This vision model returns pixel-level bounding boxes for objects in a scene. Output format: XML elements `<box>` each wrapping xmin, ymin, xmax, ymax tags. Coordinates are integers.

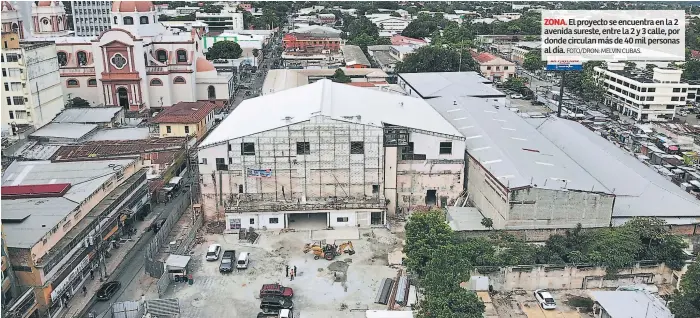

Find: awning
<box><xmin>103</xmin><ymin>225</ymin><xmax>119</xmax><ymax>241</ymax></box>
<box><xmin>165</xmin><ymin>255</ymin><xmax>191</xmax><ymax>269</ymax></box>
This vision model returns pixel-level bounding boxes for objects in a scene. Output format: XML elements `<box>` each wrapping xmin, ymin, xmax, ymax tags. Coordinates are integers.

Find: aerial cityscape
<box><xmin>1</xmin><ymin>1</ymin><xmax>699</xmax><ymax>318</ymax></box>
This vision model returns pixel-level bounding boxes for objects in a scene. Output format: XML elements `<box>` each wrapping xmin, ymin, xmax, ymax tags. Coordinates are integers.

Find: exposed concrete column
<box><xmin>383</xmin><ymin>147</ymin><xmax>398</xmax><ymax>216</ymax></box>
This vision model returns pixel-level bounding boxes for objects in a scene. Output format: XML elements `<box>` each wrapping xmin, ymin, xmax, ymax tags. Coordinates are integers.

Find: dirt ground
<box><xmin>164</xmin><ymin>228</ymin><xmax>405</xmax><ymax>318</ymax></box>
<box><xmin>492</xmin><ymin>289</ymin><xmax>596</xmax><ymax>318</ymax></box>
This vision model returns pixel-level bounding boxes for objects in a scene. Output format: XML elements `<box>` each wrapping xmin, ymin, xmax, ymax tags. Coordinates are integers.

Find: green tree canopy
<box><xmin>395</xmin><ymin>46</ymin><xmax>477</xmax><ymax>73</ymax></box>
<box><xmin>206</xmin><ymin>41</ymin><xmax>242</xmax><ymax>60</ymax></box>
<box><xmin>404</xmin><ymin>211</ymin><xmax>454</xmax><ymax>275</ymax></box>
<box><xmin>331</xmin><ymin>69</ymin><xmax>351</xmax><ymax>83</ymax></box>
<box><xmin>401</xmin><ymin>13</ymin><xmax>447</xmax><ymax>39</ymax></box>
<box><xmin>200</xmin><ymin>4</ymin><xmax>222</xmax><ymax>13</ymax></box>
<box><xmin>670</xmin><ymin>262</ymin><xmax>700</xmax><ymax>318</ymax></box>
<box><xmin>522</xmin><ymin>49</ymin><xmax>545</xmax><ymax>73</ymax></box>
<box><xmin>66</xmin><ymin>97</ymin><xmax>91</xmax><ymax>108</ymax></box>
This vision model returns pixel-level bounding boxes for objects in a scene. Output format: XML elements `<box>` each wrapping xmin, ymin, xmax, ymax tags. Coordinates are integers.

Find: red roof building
<box><xmin>152</xmin><ymin>101</ymin><xmax>218</xmax><ymax>138</ymax></box>
<box><xmin>283</xmin><ymin>33</ymin><xmax>341</xmax><ymax>53</ymax></box>
<box><xmin>390</xmin><ymin>35</ymin><xmax>426</xmax><ymax>46</ymax></box>
<box><xmin>470</xmin><ymin>51</ymin><xmax>516</xmax><ymax>82</ymax></box>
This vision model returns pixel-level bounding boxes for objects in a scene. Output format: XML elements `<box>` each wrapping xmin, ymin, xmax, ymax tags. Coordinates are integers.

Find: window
<box><xmin>648</xmin><ymin>88</ymin><xmax>656</xmax><ymax>92</ymax></box>
<box><xmin>238</xmin><ymin>185</ymin><xmax>243</xmax><ymax>193</ymax></box>
<box><xmin>227</xmin><ymin>143</ymin><xmax>232</xmax><ymax>151</ymax></box>
<box><xmin>646</xmin><ymin>96</ymin><xmax>654</xmax><ymax>101</ymax></box>
<box><xmin>123</xmin><ymin>16</ymin><xmax>133</xmax><ymax>25</ymax></box>
<box><xmin>496</xmin><ymin>66</ymin><xmax>500</xmax><ymax>70</ymax></box>
<box><xmin>504</xmin><ymin>66</ymin><xmax>509</xmax><ymax>70</ymax></box>
<box><xmin>296</xmin><ymin>142</ymin><xmax>310</xmax><ymax>155</ymax></box>
<box><xmin>184</xmin><ymin>126</ymin><xmax>190</xmax><ymax>134</ymax></box>
<box><xmin>372</xmin><ymin>184</ymin><xmax>379</xmax><ymax>194</ymax></box>
<box><xmin>173</xmin><ymin>76</ymin><xmax>186</xmax><ymax>84</ymax></box>
<box><xmin>77</xmin><ymin>51</ymin><xmax>88</xmax><ymax>66</ymax></box>
<box><xmin>350</xmin><ymin>141</ymin><xmax>364</xmax><ymax>154</ymax></box>
<box><xmin>673</xmin><ymin>88</ymin><xmax>681</xmax><ymax>93</ymax></box>
<box><xmin>215</xmin><ymin>158</ymin><xmax>227</xmax><ymax>170</ymax></box>
<box><xmin>166</xmin><ymin>126</ymin><xmax>172</xmax><ymax>133</ymax></box>
<box><xmin>241</xmin><ymin>142</ymin><xmax>255</xmax><ymax>155</ymax></box>
<box><xmin>666</xmin><ymin>105</ymin><xmax>675</xmax><ymax>109</ymax></box>
<box><xmin>336</xmin><ymin>217</ymin><xmax>349</xmax><ymax>222</ymax></box>
<box><xmin>176</xmin><ymin>49</ymin><xmax>187</xmax><ymax>63</ymax></box>
<box><xmin>439</xmin><ymin>142</ymin><xmax>453</xmax><ymax>155</ymax></box>
<box><xmin>150</xmin><ymin>78</ymin><xmax>163</xmax><ymax>86</ymax></box>
<box><xmin>12</xmin><ymin>96</ymin><xmax>24</xmax><ymax>105</ymax></box>
<box><xmin>228</xmin><ymin>157</ymin><xmax>232</xmax><ymax>164</ymax></box>
<box><xmin>156</xmin><ymin>50</ymin><xmax>167</xmax><ymax>63</ymax></box>
<box><xmin>681</xmin><ymin>97</ymin><xmax>686</xmax><ymax>101</ymax></box>
<box><xmin>682</xmin><ymin>88</ymin><xmax>687</xmax><ymax>92</ymax></box>
<box><xmin>269</xmin><ymin>218</ymin><xmax>279</xmax><ymax>224</ymax></box>
<box><xmin>110</xmin><ymin>53</ymin><xmax>127</xmax><ymax>69</ymax></box>
<box><xmin>3</xmin><ymin>83</ymin><xmax>8</xmax><ymax>91</ymax></box>
<box><xmin>57</xmin><ymin>52</ymin><xmax>67</xmax><ymax>66</ymax></box>
<box><xmin>671</xmin><ymin>97</ymin><xmax>680</xmax><ymax>101</ymax></box>
<box><xmin>6</xmin><ymin>97</ymin><xmax>10</xmax><ymax>105</ymax></box>
<box><xmin>8</xmin><ymin>111</ymin><xmax>14</xmax><ymax>119</ymax></box>
<box><xmin>201</xmin><ymin>158</ymin><xmax>207</xmax><ymax>164</ymax></box>
<box><xmin>67</xmin><ymin>79</ymin><xmax>79</xmax><ymax>87</ymax></box>
<box><xmin>1</xmin><ymin>69</ymin><xmax>5</xmax><ymax>76</ymax></box>
<box><xmin>113</xmin><ymin>16</ymin><xmax>118</xmax><ymax>24</ymax></box>
<box><xmin>140</xmin><ymin>16</ymin><xmax>149</xmax><ymax>24</ymax></box>
<box><xmin>486</xmin><ymin>66</ymin><xmax>492</xmax><ymax>70</ymax></box>
<box><xmin>208</xmin><ymin>85</ymin><xmax>216</xmax><ymax>100</ymax></box>
<box><xmin>87</xmin><ymin>78</ymin><xmax>97</xmax><ymax>86</ymax></box>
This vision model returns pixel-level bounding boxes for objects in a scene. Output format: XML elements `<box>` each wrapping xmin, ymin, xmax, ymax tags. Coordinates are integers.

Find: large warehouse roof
<box><xmin>399</xmin><ymin>72</ymin><xmax>505</xmax><ymax>98</ymax></box>
<box><xmin>526</xmin><ymin>116</ymin><xmax>700</xmax><ymax>219</ymax></box>
<box><xmin>428</xmin><ymin>96</ymin><xmax>608</xmax><ymax>193</ymax></box>
<box><xmin>200</xmin><ymin>79</ymin><xmax>463</xmax><ymax>148</ymax></box>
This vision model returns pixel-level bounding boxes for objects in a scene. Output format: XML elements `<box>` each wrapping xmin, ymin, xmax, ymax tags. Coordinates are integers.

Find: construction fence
<box><xmin>144</xmin><ymin>191</ymin><xmax>192</xmax><ymax>278</ymax></box>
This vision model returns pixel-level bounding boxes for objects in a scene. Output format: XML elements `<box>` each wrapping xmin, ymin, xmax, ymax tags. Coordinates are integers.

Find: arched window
<box><xmin>11</xmin><ymin>23</ymin><xmax>18</xmax><ymax>32</ymax></box>
<box><xmin>41</xmin><ymin>18</ymin><xmax>49</xmax><ymax>25</ymax></box>
<box><xmin>173</xmin><ymin>77</ymin><xmax>186</xmax><ymax>84</ymax></box>
<box><xmin>156</xmin><ymin>50</ymin><xmax>167</xmax><ymax>63</ymax></box>
<box><xmin>57</xmin><ymin>52</ymin><xmax>67</xmax><ymax>66</ymax></box>
<box><xmin>150</xmin><ymin>79</ymin><xmax>163</xmax><ymax>86</ymax></box>
<box><xmin>207</xmin><ymin>85</ymin><xmax>216</xmax><ymax>100</ymax></box>
<box><xmin>67</xmin><ymin>79</ymin><xmax>79</xmax><ymax>87</ymax></box>
<box><xmin>77</xmin><ymin>51</ymin><xmax>88</xmax><ymax>66</ymax></box>
<box><xmin>123</xmin><ymin>16</ymin><xmax>133</xmax><ymax>25</ymax></box>
<box><xmin>87</xmin><ymin>78</ymin><xmax>97</xmax><ymax>86</ymax></box>
<box><xmin>113</xmin><ymin>16</ymin><xmax>118</xmax><ymax>24</ymax></box>
<box><xmin>176</xmin><ymin>49</ymin><xmax>187</xmax><ymax>63</ymax></box>
<box><xmin>140</xmin><ymin>16</ymin><xmax>149</xmax><ymax>24</ymax></box>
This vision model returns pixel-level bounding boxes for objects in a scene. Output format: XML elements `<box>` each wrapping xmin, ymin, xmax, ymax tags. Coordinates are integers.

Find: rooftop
<box><xmin>262</xmin><ymin>68</ymin><xmax>389</xmax><ymax>95</ymax></box>
<box><xmin>428</xmin><ymin>96</ymin><xmax>608</xmax><ymax>192</ymax></box>
<box><xmin>30</xmin><ymin>123</ymin><xmax>98</xmax><ymax>141</ymax></box>
<box><xmin>152</xmin><ymin>101</ymin><xmax>218</xmax><ymax>124</ymax></box>
<box><xmin>293</xmin><ymin>25</ymin><xmax>342</xmax><ymax>36</ymax></box>
<box><xmin>1</xmin><ymin>159</ymin><xmax>136</xmax><ymax>248</ymax></box>
<box><xmin>590</xmin><ymin>291</ymin><xmax>673</xmax><ymax>318</ymax></box>
<box><xmin>525</xmin><ymin>116</ymin><xmax>700</xmax><ymax>219</ymax></box>
<box><xmin>341</xmin><ymin>45</ymin><xmax>371</xmax><ymax>66</ymax></box>
<box><xmin>52</xmin><ymin>107</ymin><xmax>123</xmax><ymax>124</ymax></box>
<box><xmin>200</xmin><ymin>79</ymin><xmax>463</xmax><ymax>148</ymax></box>
<box><xmin>399</xmin><ymin>72</ymin><xmax>505</xmax><ymax>98</ymax></box>
<box><xmin>51</xmin><ymin>138</ymin><xmax>185</xmax><ymax>161</ymax></box>
<box><xmin>372</xmin><ymin>51</ymin><xmax>399</xmax><ymax>66</ymax></box>
<box><xmin>87</xmin><ymin>127</ymin><xmax>150</xmax><ymax>141</ymax></box>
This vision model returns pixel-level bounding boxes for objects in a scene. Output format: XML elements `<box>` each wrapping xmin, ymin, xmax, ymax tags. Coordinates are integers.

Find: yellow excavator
<box><xmin>336</xmin><ymin>241</ymin><xmax>356</xmax><ymax>255</ymax></box>
<box><xmin>303</xmin><ymin>240</ymin><xmax>336</xmax><ymax>260</ymax></box>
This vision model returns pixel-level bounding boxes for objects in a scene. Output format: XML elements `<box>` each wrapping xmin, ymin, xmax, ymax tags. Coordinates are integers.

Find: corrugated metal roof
<box><xmin>52</xmin><ymin>107</ymin><xmax>122</xmax><ymax>124</ymax></box>
<box><xmin>30</xmin><ymin>123</ymin><xmax>97</xmax><ymax>140</ymax></box>
<box><xmin>399</xmin><ymin>72</ymin><xmax>505</xmax><ymax>98</ymax></box>
<box><xmin>152</xmin><ymin>101</ymin><xmax>217</xmax><ymax>124</ymax></box>
<box><xmin>341</xmin><ymin>45</ymin><xmax>371</xmax><ymax>66</ymax></box>
<box><xmin>201</xmin><ymin>79</ymin><xmax>462</xmax><ymax>148</ymax></box>
<box><xmin>590</xmin><ymin>291</ymin><xmax>673</xmax><ymax>318</ymax></box>
<box><xmin>1</xmin><ymin>183</ymin><xmax>71</xmax><ymax>199</ymax></box>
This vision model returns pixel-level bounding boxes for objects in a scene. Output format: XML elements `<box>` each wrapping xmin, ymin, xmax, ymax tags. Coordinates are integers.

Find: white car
<box><xmin>534</xmin><ymin>289</ymin><xmax>557</xmax><ymax>310</ymax></box>
<box><xmin>206</xmin><ymin>244</ymin><xmax>222</xmax><ymax>261</ymax></box>
<box><xmin>510</xmin><ymin>94</ymin><xmax>524</xmax><ymax>99</ymax></box>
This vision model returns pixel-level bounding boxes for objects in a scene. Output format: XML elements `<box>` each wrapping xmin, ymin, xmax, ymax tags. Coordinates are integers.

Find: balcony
<box><xmin>59</xmin><ymin>67</ymin><xmax>95</xmax><ymax>75</ymax></box>
<box><xmin>5</xmin><ymin>287</ymin><xmax>38</xmax><ymax>318</ymax></box>
<box><xmin>146</xmin><ymin>64</ymin><xmax>192</xmax><ymax>73</ymax></box>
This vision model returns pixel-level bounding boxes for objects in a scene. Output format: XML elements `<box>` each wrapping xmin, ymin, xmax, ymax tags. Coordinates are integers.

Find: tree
<box><xmin>624</xmin><ymin>61</ymin><xmax>637</xmax><ymax>71</ymax></box>
<box><xmin>331</xmin><ymin>69</ymin><xmax>351</xmax><ymax>83</ymax></box>
<box><xmin>480</xmin><ymin>217</ymin><xmax>493</xmax><ymax>230</ymax></box>
<box><xmin>390</xmin><ymin>11</ymin><xmax>401</xmax><ymax>17</ymax></box>
<box><xmin>522</xmin><ymin>50</ymin><xmax>545</xmax><ymax>73</ymax></box>
<box><xmin>395</xmin><ymin>46</ymin><xmax>477</xmax><ymax>73</ymax></box>
<box><xmin>584</xmin><ymin>227</ymin><xmax>642</xmax><ymax>275</ymax></box>
<box><xmin>645</xmin><ymin>64</ymin><xmax>657</xmax><ymax>72</ymax></box>
<box><xmin>403</xmin><ymin>211</ymin><xmax>454</xmax><ymax>276</ymax></box>
<box><xmin>682</xmin><ymin>60</ymin><xmax>700</xmax><ymax>81</ymax></box>
<box><xmin>205</xmin><ymin>41</ymin><xmax>242</xmax><ymax>60</ymax></box>
<box><xmin>200</xmin><ymin>4</ymin><xmax>222</xmax><ymax>13</ymax></box>
<box><xmin>670</xmin><ymin>262</ymin><xmax>700</xmax><ymax>318</ymax></box>
<box><xmin>252</xmin><ymin>49</ymin><xmax>260</xmax><ymax>58</ymax></box>
<box><xmin>66</xmin><ymin>97</ymin><xmax>91</xmax><ymax>108</ymax></box>
<box><xmin>401</xmin><ymin>13</ymin><xmax>446</xmax><ymax>39</ymax></box>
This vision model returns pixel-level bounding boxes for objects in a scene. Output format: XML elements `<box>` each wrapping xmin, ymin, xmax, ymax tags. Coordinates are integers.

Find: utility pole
<box><xmin>557</xmin><ymin>71</ymin><xmax>566</xmax><ymax>118</ymax></box>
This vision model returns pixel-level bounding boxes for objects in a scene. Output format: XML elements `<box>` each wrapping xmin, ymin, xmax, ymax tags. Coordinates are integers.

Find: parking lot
<box><xmin>492</xmin><ymin>289</ymin><xmax>594</xmax><ymax>318</ymax></box>
<box><xmin>165</xmin><ymin>228</ymin><xmax>404</xmax><ymax>318</ymax></box>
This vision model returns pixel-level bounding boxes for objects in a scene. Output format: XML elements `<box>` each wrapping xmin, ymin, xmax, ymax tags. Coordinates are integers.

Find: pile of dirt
<box><xmin>204</xmin><ymin>221</ymin><xmax>226</xmax><ymax>234</ymax></box>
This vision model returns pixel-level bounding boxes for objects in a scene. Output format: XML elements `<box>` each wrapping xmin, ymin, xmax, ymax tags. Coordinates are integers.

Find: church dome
<box><xmin>111</xmin><ymin>1</ymin><xmax>155</xmax><ymax>13</ymax></box>
<box><xmin>196</xmin><ymin>57</ymin><xmax>216</xmax><ymax>73</ymax></box>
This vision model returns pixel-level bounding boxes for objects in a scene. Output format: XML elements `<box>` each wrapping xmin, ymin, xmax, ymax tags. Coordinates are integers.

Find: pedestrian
<box><xmin>82</xmin><ymin>286</ymin><xmax>87</xmax><ymax>296</ymax></box>
<box><xmin>285</xmin><ymin>265</ymin><xmax>289</xmax><ymax>277</ymax></box>
<box><xmin>290</xmin><ymin>269</ymin><xmax>295</xmax><ymax>281</ymax></box>
<box><xmin>294</xmin><ymin>266</ymin><xmax>297</xmax><ymax>277</ymax></box>
<box><xmin>90</xmin><ymin>269</ymin><xmax>94</xmax><ymax>280</ymax></box>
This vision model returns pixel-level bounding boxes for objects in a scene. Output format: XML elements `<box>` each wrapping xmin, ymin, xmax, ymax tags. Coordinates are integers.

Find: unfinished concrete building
<box><xmin>197</xmin><ymin>79</ymin><xmax>465</xmax><ymax>231</ymax></box>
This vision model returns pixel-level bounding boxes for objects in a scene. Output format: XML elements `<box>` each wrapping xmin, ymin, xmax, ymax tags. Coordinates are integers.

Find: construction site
<box><xmin>165</xmin><ymin>227</ymin><xmax>412</xmax><ymax>318</ymax></box>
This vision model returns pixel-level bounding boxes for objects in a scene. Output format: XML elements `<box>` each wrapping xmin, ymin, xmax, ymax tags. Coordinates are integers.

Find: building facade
<box><xmin>152</xmin><ymin>101</ymin><xmax>217</xmax><ymax>139</ymax></box>
<box><xmin>594</xmin><ymin>63</ymin><xmax>689</xmax><ymax>122</ymax></box>
<box><xmin>30</xmin><ymin>1</ymin><xmax>71</xmax><ymax>38</ymax></box>
<box><xmin>197</xmin><ymin>80</ymin><xmax>466</xmax><ymax>231</ymax></box>
<box><xmin>195</xmin><ymin>9</ymin><xmax>244</xmax><ymax>33</ymax></box>
<box><xmin>70</xmin><ymin>0</ymin><xmax>112</xmax><ymax>37</ymax></box>
<box><xmin>283</xmin><ymin>33</ymin><xmax>341</xmax><ymax>53</ymax></box>
<box><xmin>1</xmin><ymin>34</ymin><xmax>64</xmax><ymax>140</ymax></box>
<box><xmin>2</xmin><ymin>225</ymin><xmax>40</xmax><ymax>318</ymax></box>
<box><xmin>471</xmin><ymin>51</ymin><xmax>516</xmax><ymax>82</ymax></box>
<box><xmin>1</xmin><ymin>1</ymin><xmax>25</xmax><ymax>38</ymax></box>
<box><xmin>1</xmin><ymin>159</ymin><xmax>148</xmax><ymax>316</ymax></box>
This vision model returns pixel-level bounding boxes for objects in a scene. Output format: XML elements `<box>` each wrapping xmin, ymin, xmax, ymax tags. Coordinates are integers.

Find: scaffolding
<box><xmin>205</xmin><ymin>118</ymin><xmax>387</xmax><ymax>213</ymax></box>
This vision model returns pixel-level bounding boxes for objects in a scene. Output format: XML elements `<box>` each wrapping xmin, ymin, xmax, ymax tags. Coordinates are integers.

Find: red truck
<box><xmin>260</xmin><ymin>284</ymin><xmax>294</xmax><ymax>298</ymax></box>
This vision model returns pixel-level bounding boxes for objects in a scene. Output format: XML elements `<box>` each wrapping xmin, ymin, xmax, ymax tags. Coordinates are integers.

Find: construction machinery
<box><xmin>335</xmin><ymin>241</ymin><xmax>355</xmax><ymax>255</ymax></box>
<box><xmin>303</xmin><ymin>240</ymin><xmax>335</xmax><ymax>260</ymax></box>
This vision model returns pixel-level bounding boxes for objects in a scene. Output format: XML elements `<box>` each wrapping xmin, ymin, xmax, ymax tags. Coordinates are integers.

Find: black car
<box><xmin>96</xmin><ymin>281</ymin><xmax>121</xmax><ymax>301</ymax></box>
<box><xmin>260</xmin><ymin>296</ymin><xmax>293</xmax><ymax>310</ymax></box>
<box><xmin>219</xmin><ymin>250</ymin><xmax>235</xmax><ymax>273</ymax></box>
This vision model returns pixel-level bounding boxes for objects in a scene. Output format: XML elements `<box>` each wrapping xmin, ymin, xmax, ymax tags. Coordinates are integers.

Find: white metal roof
<box><xmin>342</xmin><ymin>45</ymin><xmax>371</xmax><ymax>66</ymax></box>
<box><xmin>428</xmin><ymin>96</ymin><xmax>608</xmax><ymax>192</ymax></box>
<box><xmin>200</xmin><ymin>80</ymin><xmax>462</xmax><ymax>148</ymax></box>
<box><xmin>590</xmin><ymin>291</ymin><xmax>673</xmax><ymax>318</ymax></box>
<box><xmin>30</xmin><ymin>123</ymin><xmax>98</xmax><ymax>140</ymax></box>
<box><xmin>52</xmin><ymin>107</ymin><xmax>122</xmax><ymax>124</ymax></box>
<box><xmin>399</xmin><ymin>72</ymin><xmax>505</xmax><ymax>98</ymax></box>
<box><xmin>526</xmin><ymin>117</ymin><xmax>700</xmax><ymax>219</ymax></box>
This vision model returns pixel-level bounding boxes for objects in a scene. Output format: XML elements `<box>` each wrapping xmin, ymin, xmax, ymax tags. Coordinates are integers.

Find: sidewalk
<box><xmin>61</xmin><ymin>210</ymin><xmax>160</xmax><ymax>318</ymax></box>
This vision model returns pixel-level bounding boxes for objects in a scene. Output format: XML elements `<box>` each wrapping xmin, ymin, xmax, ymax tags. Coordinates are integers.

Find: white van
<box><xmin>236</xmin><ymin>252</ymin><xmax>249</xmax><ymax>269</ymax></box>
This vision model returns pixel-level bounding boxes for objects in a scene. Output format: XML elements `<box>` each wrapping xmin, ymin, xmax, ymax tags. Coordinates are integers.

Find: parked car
<box><xmin>510</xmin><ymin>93</ymin><xmax>523</xmax><ymax>99</ymax></box>
<box><xmin>206</xmin><ymin>244</ymin><xmax>222</xmax><ymax>261</ymax></box>
<box><xmin>96</xmin><ymin>281</ymin><xmax>122</xmax><ymax>301</ymax></box>
<box><xmin>260</xmin><ymin>296</ymin><xmax>294</xmax><ymax>310</ymax></box>
<box><xmin>257</xmin><ymin>309</ymin><xmax>293</xmax><ymax>318</ymax></box>
<box><xmin>219</xmin><ymin>250</ymin><xmax>235</xmax><ymax>273</ymax></box>
<box><xmin>534</xmin><ymin>289</ymin><xmax>557</xmax><ymax>310</ymax></box>
<box><xmin>260</xmin><ymin>283</ymin><xmax>294</xmax><ymax>298</ymax></box>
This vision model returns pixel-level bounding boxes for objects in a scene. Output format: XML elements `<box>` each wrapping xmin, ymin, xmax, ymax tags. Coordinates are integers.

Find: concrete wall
<box><xmin>225</xmin><ymin>212</ymin><xmax>286</xmax><ymax>231</ymax></box>
<box><xmin>466</xmin><ymin>155</ymin><xmax>510</xmax><ymax>229</ymax></box>
<box><xmin>478</xmin><ymin>263</ymin><xmax>675</xmax><ymax>291</ymax></box>
<box><xmin>329</xmin><ymin>211</ymin><xmax>357</xmax><ymax>227</ymax></box>
<box><xmin>508</xmin><ymin>188</ymin><xmax>613</xmax><ymax>229</ymax></box>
